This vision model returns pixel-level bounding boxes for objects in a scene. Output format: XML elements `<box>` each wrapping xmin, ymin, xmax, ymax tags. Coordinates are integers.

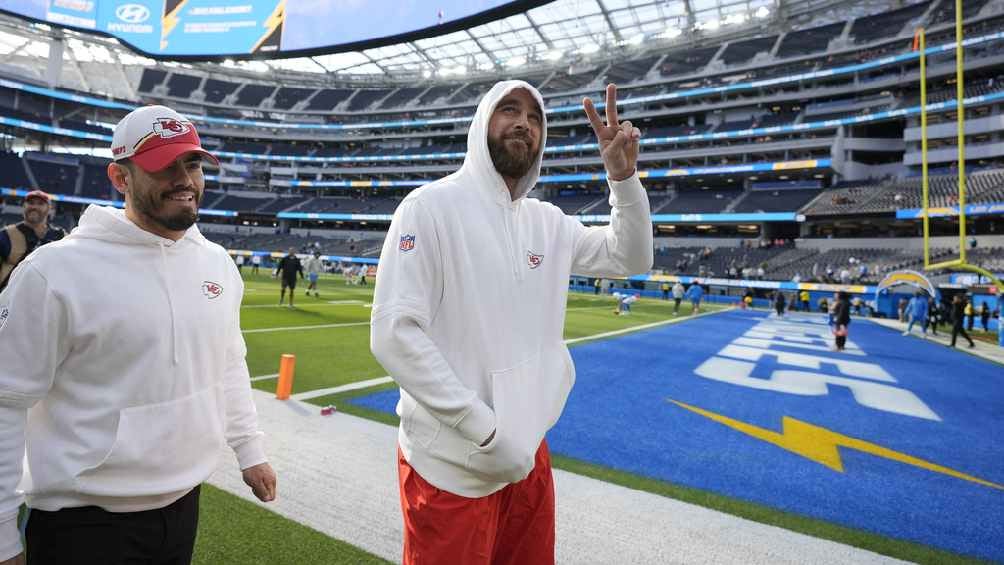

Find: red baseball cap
<box><xmin>24</xmin><ymin>190</ymin><xmax>51</xmax><ymax>203</ymax></box>
<box><xmin>111</xmin><ymin>105</ymin><xmax>219</xmax><ymax>173</ymax></box>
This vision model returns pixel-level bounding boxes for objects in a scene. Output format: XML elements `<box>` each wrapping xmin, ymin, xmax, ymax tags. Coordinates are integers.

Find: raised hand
<box><xmin>583</xmin><ymin>83</ymin><xmax>641</xmax><ymax>182</ymax></box>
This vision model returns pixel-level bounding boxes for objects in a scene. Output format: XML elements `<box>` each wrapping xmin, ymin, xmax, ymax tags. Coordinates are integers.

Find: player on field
<box><xmin>685</xmin><ymin>282</ymin><xmax>704</xmax><ymax>314</ymax></box>
<box><xmin>303</xmin><ymin>250</ymin><xmax>324</xmax><ymax>298</ymax></box>
<box><xmin>276</xmin><ymin>248</ymin><xmax>304</xmax><ymax>308</ymax></box>
<box><xmin>371</xmin><ymin>81</ymin><xmax>651</xmax><ymax>564</ymax></box>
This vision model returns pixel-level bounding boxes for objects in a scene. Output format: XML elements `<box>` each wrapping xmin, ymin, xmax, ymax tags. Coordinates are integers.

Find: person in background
<box><xmin>832</xmin><ymin>291</ymin><xmax>851</xmax><ymax>352</ymax></box>
<box><xmin>950</xmin><ymin>295</ymin><xmax>976</xmax><ymax>349</ymax></box>
<box><xmin>979</xmin><ymin>302</ymin><xmax>991</xmax><ymax>332</ymax></box>
<box><xmin>234</xmin><ymin>253</ymin><xmax>245</xmax><ymax>273</ymax></box>
<box><xmin>0</xmin><ymin>191</ymin><xmax>66</xmax><ymax>291</ymax></box>
<box><xmin>773</xmin><ymin>291</ymin><xmax>786</xmax><ymax>318</ymax></box>
<box><xmin>303</xmin><ymin>250</ymin><xmax>324</xmax><ymax>298</ymax></box>
<box><xmin>925</xmin><ymin>296</ymin><xmax>941</xmax><ymax>336</ymax></box>
<box><xmin>903</xmin><ymin>290</ymin><xmax>928</xmax><ymax>337</ymax></box>
<box><xmin>276</xmin><ymin>248</ymin><xmax>304</xmax><ymax>308</ymax></box>
<box><xmin>672</xmin><ymin>281</ymin><xmax>685</xmax><ymax>314</ymax></box>
<box><xmin>661</xmin><ymin>281</ymin><xmax>670</xmax><ymax>300</ymax></box>
<box><xmin>799</xmin><ymin>289</ymin><xmax>810</xmax><ymax>312</ymax></box>
<box><xmin>965</xmin><ymin>299</ymin><xmax>975</xmax><ymax>332</ymax></box>
<box><xmin>685</xmin><ymin>282</ymin><xmax>704</xmax><ymax>315</ymax></box>
<box><xmin>251</xmin><ymin>253</ymin><xmax>261</xmax><ymax>274</ymax></box>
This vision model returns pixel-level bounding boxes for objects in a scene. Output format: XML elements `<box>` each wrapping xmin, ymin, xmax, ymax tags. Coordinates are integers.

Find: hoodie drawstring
<box><xmin>159</xmin><ymin>242</ymin><xmax>180</xmax><ymax>365</ymax></box>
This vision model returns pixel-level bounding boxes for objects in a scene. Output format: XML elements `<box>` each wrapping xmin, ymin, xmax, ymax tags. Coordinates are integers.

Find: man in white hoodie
<box><xmin>0</xmin><ymin>105</ymin><xmax>275</xmax><ymax>565</ymax></box>
<box><xmin>371</xmin><ymin>81</ymin><xmax>652</xmax><ymax>564</ymax></box>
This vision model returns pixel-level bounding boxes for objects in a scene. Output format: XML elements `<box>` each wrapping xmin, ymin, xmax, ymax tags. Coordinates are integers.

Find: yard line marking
<box><xmin>242</xmin><ymin>321</ymin><xmax>370</xmax><ymax>334</ymax></box>
<box><xmin>250</xmin><ymin>373</ymin><xmax>279</xmax><ymax>382</ymax></box>
<box><xmin>242</xmin><ymin>301</ymin><xmax>370</xmax><ymax>309</ymax></box>
<box><xmin>564</xmin><ymin>308</ymin><xmax>729</xmax><ymax>345</ymax></box>
<box><xmin>290</xmin><ymin>376</ymin><xmax>395</xmax><ymax>401</ymax></box>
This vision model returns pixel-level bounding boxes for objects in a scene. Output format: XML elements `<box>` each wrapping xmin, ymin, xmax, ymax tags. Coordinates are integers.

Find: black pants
<box><xmin>673</xmin><ymin>298</ymin><xmax>681</xmax><ymax>312</ymax></box>
<box><xmin>951</xmin><ymin>323</ymin><xmax>974</xmax><ymax>347</ymax></box>
<box><xmin>26</xmin><ymin>486</ymin><xmax>200</xmax><ymax>565</ymax></box>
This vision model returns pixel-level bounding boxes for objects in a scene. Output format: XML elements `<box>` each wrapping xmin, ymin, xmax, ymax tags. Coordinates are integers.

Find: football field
<box><xmin>193</xmin><ymin>272</ymin><xmax>1001</xmax><ymax>564</ymax></box>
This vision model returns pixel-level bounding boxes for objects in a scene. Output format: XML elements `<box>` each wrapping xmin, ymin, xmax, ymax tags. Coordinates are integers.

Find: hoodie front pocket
<box><xmin>403</xmin><ymin>396</ymin><xmax>441</xmax><ymax>449</ymax></box>
<box><xmin>466</xmin><ymin>347</ymin><xmax>572</xmax><ymax>482</ymax></box>
<box><xmin>74</xmin><ymin>385</ymin><xmax>226</xmax><ymax>497</ymax></box>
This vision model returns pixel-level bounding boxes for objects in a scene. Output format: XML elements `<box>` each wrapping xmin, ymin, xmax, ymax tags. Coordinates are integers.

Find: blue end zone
<box><xmin>350</xmin><ymin>310</ymin><xmax>1004</xmax><ymax>560</ymax></box>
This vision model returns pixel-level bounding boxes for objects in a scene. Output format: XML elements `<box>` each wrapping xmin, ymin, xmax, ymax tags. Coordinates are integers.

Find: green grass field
<box><xmin>193</xmin><ymin>272</ymin><xmax>981</xmax><ymax>565</ymax></box>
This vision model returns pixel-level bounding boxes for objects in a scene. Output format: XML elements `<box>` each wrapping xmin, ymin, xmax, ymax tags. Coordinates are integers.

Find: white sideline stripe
<box><xmin>279</xmin><ymin>310</ymin><xmax>728</xmax><ymax>398</ymax></box>
<box><xmin>250</xmin><ymin>373</ymin><xmax>279</xmax><ymax>382</ymax></box>
<box><xmin>564</xmin><ymin>307</ymin><xmax>728</xmax><ymax>344</ymax></box>
<box><xmin>242</xmin><ymin>301</ymin><xmax>369</xmax><ymax>309</ymax></box>
<box><xmin>290</xmin><ymin>376</ymin><xmax>395</xmax><ymax>401</ymax></box>
<box><xmin>242</xmin><ymin>321</ymin><xmax>370</xmax><ymax>334</ymax></box>
<box><xmin>207</xmin><ymin>389</ymin><xmax>907</xmax><ymax>564</ymax></box>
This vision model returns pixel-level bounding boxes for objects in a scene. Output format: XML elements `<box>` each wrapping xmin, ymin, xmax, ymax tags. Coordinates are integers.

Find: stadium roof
<box><xmin>0</xmin><ymin>0</ymin><xmax>902</xmax><ymax>83</ymax></box>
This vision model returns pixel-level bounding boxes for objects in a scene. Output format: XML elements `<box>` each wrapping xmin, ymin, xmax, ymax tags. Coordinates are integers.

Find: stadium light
<box><xmin>755</xmin><ymin>6</ymin><xmax>771</xmax><ymax>19</ymax></box>
<box><xmin>542</xmin><ymin>49</ymin><xmax>564</xmax><ymax>61</ymax></box>
<box><xmin>697</xmin><ymin>19</ymin><xmax>720</xmax><ymax>31</ymax></box>
<box><xmin>723</xmin><ymin>13</ymin><xmax>748</xmax><ymax>26</ymax></box>
<box><xmin>505</xmin><ymin>55</ymin><xmax>527</xmax><ymax>68</ymax></box>
<box><xmin>659</xmin><ymin>27</ymin><xmax>682</xmax><ymax>39</ymax></box>
<box><xmin>422</xmin><ymin>69</ymin><xmax>432</xmax><ymax>78</ymax></box>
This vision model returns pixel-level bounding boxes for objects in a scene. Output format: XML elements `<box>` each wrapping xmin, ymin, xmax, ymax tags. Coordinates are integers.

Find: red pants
<box><xmin>398</xmin><ymin>440</ymin><xmax>555</xmax><ymax>565</ymax></box>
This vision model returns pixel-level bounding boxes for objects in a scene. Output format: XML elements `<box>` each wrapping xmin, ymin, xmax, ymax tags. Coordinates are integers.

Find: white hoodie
<box><xmin>0</xmin><ymin>205</ymin><xmax>266</xmax><ymax>561</ymax></box>
<box><xmin>370</xmin><ymin>80</ymin><xmax>653</xmax><ymax>497</ymax></box>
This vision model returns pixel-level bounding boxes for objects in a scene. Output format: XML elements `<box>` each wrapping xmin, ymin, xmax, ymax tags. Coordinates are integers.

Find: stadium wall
<box><xmin>796</xmin><ymin>235</ymin><xmax>1004</xmax><ymax>251</ymax></box>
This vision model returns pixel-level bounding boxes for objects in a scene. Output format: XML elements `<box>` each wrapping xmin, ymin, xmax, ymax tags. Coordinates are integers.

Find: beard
<box><xmin>132</xmin><ymin>187</ymin><xmax>201</xmax><ymax>232</ymax></box>
<box><xmin>488</xmin><ymin>133</ymin><xmax>537</xmax><ymax>179</ymax></box>
<box><xmin>23</xmin><ymin>209</ymin><xmax>46</xmax><ymax>225</ymax></box>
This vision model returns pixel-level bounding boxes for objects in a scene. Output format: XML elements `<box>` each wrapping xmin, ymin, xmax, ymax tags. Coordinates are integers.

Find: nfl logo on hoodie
<box><xmin>399</xmin><ymin>234</ymin><xmax>416</xmax><ymax>253</ymax></box>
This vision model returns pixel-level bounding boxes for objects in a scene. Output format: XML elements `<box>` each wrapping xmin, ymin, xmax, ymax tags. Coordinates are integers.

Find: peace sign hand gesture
<box><xmin>583</xmin><ymin>83</ymin><xmax>641</xmax><ymax>182</ymax></box>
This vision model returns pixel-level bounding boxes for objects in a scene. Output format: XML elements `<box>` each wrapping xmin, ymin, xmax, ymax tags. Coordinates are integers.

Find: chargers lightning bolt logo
<box><xmin>670</xmin><ymin>399</ymin><xmax>1003</xmax><ymax>491</ymax></box>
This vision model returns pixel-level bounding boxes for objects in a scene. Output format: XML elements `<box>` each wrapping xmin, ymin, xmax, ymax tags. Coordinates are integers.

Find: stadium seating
<box><xmin>720</xmin><ymin>36</ymin><xmax>778</xmax><ymax>66</ymax></box>
<box><xmin>662</xmin><ymin>189</ymin><xmax>743</xmax><ymax>214</ymax></box>
<box><xmin>803</xmin><ymin>170</ymin><xmax>1004</xmax><ymax>216</ymax></box>
<box><xmin>235</xmin><ymin>84</ymin><xmax>276</xmax><ymax>107</ymax></box>
<box><xmin>24</xmin><ymin>156</ymin><xmax>78</xmax><ymax>195</ymax></box>
<box><xmin>732</xmin><ymin>189</ymin><xmax>822</xmax><ymax>213</ymax></box>
<box><xmin>659</xmin><ymin>46</ymin><xmax>719</xmax><ymax>77</ymax></box>
<box><xmin>273</xmin><ymin>87</ymin><xmax>315</xmax><ymax>110</ymax></box>
<box><xmin>604</xmin><ymin>55</ymin><xmax>661</xmax><ymax>84</ymax></box>
<box><xmin>166</xmin><ymin>74</ymin><xmax>201</xmax><ymax>98</ymax></box>
<box><xmin>776</xmin><ymin>22</ymin><xmax>845</xmax><ymax>58</ymax></box>
<box><xmin>850</xmin><ymin>2</ymin><xmax>931</xmax><ymax>44</ymax></box>
<box><xmin>137</xmin><ymin>69</ymin><xmax>167</xmax><ymax>93</ymax></box>
<box><xmin>202</xmin><ymin>78</ymin><xmax>241</xmax><ymax>104</ymax></box>
<box><xmin>347</xmin><ymin>89</ymin><xmax>393</xmax><ymax>111</ymax></box>
<box><xmin>307</xmin><ymin>89</ymin><xmax>355</xmax><ymax>111</ymax></box>
<box><xmin>378</xmin><ymin>87</ymin><xmax>425</xmax><ymax>109</ymax></box>
<box><xmin>0</xmin><ymin>152</ymin><xmax>31</xmax><ymax>189</ymax></box>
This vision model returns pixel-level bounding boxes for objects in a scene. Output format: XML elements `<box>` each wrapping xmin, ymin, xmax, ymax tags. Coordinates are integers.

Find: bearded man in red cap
<box><xmin>0</xmin><ymin>105</ymin><xmax>276</xmax><ymax>565</ymax></box>
<box><xmin>0</xmin><ymin>190</ymin><xmax>65</xmax><ymax>291</ymax></box>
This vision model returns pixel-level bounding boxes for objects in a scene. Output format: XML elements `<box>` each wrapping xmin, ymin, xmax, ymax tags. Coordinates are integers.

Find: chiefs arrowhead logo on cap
<box><xmin>152</xmin><ymin>117</ymin><xmax>192</xmax><ymax>139</ymax></box>
<box><xmin>527</xmin><ymin>251</ymin><xmax>544</xmax><ymax>269</ymax></box>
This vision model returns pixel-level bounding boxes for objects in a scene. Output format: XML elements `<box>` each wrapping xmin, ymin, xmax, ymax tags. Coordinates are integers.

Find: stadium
<box><xmin>0</xmin><ymin>0</ymin><xmax>1002</xmax><ymax>563</ymax></box>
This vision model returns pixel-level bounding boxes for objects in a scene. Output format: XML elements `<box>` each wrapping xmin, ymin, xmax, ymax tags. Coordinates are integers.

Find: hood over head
<box><xmin>460</xmin><ymin>80</ymin><xmax>548</xmax><ymax>203</ymax></box>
